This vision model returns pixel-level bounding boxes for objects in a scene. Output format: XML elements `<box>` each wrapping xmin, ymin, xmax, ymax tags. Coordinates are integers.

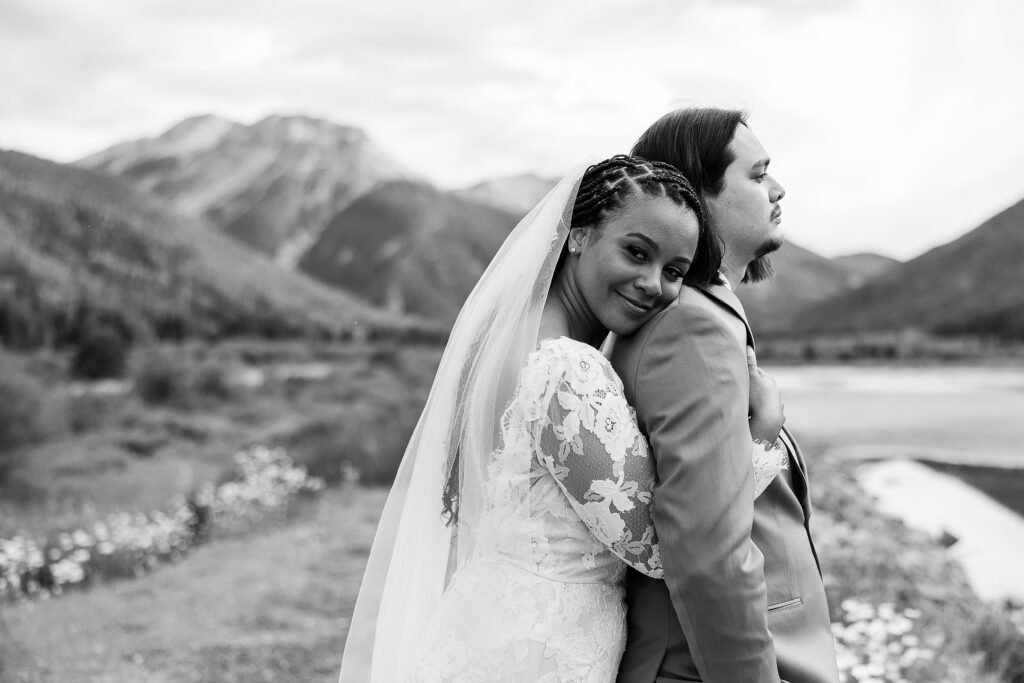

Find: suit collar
<box><xmin>696</xmin><ymin>284</ymin><xmax>755</xmax><ymax>350</ymax></box>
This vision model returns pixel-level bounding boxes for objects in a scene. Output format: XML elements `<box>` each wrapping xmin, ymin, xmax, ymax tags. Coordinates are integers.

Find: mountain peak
<box><xmin>251</xmin><ymin>115</ymin><xmax>367</xmax><ymax>146</ymax></box>
<box><xmin>76</xmin><ymin>112</ymin><xmax>416</xmax><ymax>267</ymax></box>
<box><xmin>161</xmin><ymin>114</ymin><xmax>239</xmax><ymax>152</ymax></box>
<box><xmin>452</xmin><ymin>174</ymin><xmax>559</xmax><ymax>215</ymax></box>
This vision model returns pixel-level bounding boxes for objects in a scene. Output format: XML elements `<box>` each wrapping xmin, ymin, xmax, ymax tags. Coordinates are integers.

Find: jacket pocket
<box><xmin>767</xmin><ymin>596</ymin><xmax>803</xmax><ymax>613</ymax></box>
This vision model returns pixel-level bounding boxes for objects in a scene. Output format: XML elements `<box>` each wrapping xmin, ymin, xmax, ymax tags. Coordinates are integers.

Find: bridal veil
<box><xmin>338</xmin><ymin>161</ymin><xmax>592</xmax><ymax>682</ymax></box>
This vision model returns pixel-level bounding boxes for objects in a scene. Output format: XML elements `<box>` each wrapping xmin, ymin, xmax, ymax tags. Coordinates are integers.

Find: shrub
<box><xmin>280</xmin><ymin>400</ymin><xmax>418</xmax><ymax>486</ymax></box>
<box><xmin>0</xmin><ymin>297</ymin><xmax>49</xmax><ymax>350</ymax></box>
<box><xmin>132</xmin><ymin>348</ymin><xmax>191</xmax><ymax>407</ymax></box>
<box><xmin>70</xmin><ymin>324</ymin><xmax>129</xmax><ymax>379</ymax></box>
<box><xmin>193</xmin><ymin>360</ymin><xmax>237</xmax><ymax>401</ymax></box>
<box><xmin>967</xmin><ymin>610</ymin><xmax>1024</xmax><ymax>683</ymax></box>
<box><xmin>0</xmin><ymin>360</ymin><xmax>50</xmax><ymax>478</ymax></box>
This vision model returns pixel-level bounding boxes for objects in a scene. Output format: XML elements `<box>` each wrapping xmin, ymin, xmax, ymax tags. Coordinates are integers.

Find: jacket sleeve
<box><xmin>630</xmin><ymin>300</ymin><xmax>781</xmax><ymax>682</ymax></box>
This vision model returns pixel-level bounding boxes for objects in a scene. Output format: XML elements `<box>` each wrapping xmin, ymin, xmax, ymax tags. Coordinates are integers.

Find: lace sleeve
<box><xmin>532</xmin><ymin>343</ymin><xmax>663</xmax><ymax>578</ymax></box>
<box><xmin>752</xmin><ymin>438</ymin><xmax>789</xmax><ymax>497</ymax></box>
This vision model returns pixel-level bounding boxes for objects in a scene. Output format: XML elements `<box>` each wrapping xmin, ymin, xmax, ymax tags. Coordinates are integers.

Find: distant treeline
<box><xmin>757</xmin><ymin>329</ymin><xmax>1024</xmax><ymax>364</ymax></box>
<box><xmin>0</xmin><ymin>249</ymin><xmax>446</xmax><ymax>380</ymax></box>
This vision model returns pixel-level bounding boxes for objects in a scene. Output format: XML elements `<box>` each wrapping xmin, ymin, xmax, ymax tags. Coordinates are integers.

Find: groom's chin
<box><xmin>743</xmin><ymin>239</ymin><xmax>784</xmax><ymax>283</ymax></box>
<box><xmin>742</xmin><ymin>256</ymin><xmax>771</xmax><ymax>283</ymax></box>
<box><xmin>757</xmin><ymin>235</ymin><xmax>784</xmax><ymax>259</ymax></box>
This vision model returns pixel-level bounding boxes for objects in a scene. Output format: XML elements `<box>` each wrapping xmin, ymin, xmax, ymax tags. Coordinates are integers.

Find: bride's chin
<box><xmin>606</xmin><ymin>315</ymin><xmax>649</xmax><ymax>337</ymax></box>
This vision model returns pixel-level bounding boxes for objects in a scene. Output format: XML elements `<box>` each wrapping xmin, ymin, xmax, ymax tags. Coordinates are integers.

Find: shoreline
<box><xmin>830</xmin><ymin>444</ymin><xmax>1024</xmax><ymax>469</ymax></box>
<box><xmin>857</xmin><ymin>458</ymin><xmax>1024</xmax><ymax>603</ymax></box>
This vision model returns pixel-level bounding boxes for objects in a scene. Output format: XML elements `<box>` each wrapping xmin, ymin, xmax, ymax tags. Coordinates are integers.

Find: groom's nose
<box><xmin>769</xmin><ymin>175</ymin><xmax>786</xmax><ymax>202</ymax></box>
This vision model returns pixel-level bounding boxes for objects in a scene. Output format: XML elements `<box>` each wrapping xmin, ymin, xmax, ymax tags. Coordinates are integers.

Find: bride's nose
<box><xmin>634</xmin><ymin>268</ymin><xmax>662</xmax><ymax>298</ymax></box>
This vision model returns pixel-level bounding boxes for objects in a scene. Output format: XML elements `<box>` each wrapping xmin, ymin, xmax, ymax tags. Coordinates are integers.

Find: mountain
<box><xmin>0</xmin><ymin>149</ymin><xmax>423</xmax><ymax>349</ymax></box>
<box><xmin>794</xmin><ymin>197</ymin><xmax>1024</xmax><ymax>339</ymax></box>
<box><xmin>735</xmin><ymin>241</ymin><xmax>855</xmax><ymax>333</ymax></box>
<box><xmin>831</xmin><ymin>252</ymin><xmax>900</xmax><ymax>289</ymax></box>
<box><xmin>75</xmin><ymin>115</ymin><xmax>414</xmax><ymax>266</ymax></box>
<box><xmin>299</xmin><ymin>181</ymin><xmax>519</xmax><ymax>322</ymax></box>
<box><xmin>451</xmin><ymin>174</ymin><xmax>559</xmax><ymax>215</ymax></box>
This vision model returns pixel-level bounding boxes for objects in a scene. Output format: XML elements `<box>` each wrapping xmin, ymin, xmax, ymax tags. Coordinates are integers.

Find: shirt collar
<box><xmin>717</xmin><ymin>271</ymin><xmax>733</xmax><ymax>291</ymax></box>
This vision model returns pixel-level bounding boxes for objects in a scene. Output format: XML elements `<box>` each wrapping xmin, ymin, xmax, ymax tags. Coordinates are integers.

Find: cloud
<box><xmin>1</xmin><ymin>0</ymin><xmax>1022</xmax><ymax>258</ymax></box>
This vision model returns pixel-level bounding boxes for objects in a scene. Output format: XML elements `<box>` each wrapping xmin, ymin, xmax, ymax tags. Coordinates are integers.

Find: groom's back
<box><xmin>610</xmin><ymin>287</ymin><xmax>839</xmax><ymax>683</ymax></box>
<box><xmin>610</xmin><ymin>291</ymin><xmax>735</xmax><ymax>682</ymax></box>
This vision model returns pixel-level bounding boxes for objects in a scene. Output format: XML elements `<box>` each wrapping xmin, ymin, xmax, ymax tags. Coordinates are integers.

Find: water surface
<box><xmin>770</xmin><ymin>365</ymin><xmax>1024</xmax><ymax>466</ymax></box>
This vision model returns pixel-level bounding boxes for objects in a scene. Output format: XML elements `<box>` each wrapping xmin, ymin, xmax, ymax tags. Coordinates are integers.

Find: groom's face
<box><xmin>704</xmin><ymin>124</ymin><xmax>786</xmax><ymax>264</ymax></box>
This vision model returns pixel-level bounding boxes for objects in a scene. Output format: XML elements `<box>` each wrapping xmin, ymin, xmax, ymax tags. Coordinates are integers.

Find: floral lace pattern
<box><xmin>752</xmin><ymin>438</ymin><xmax>789</xmax><ymax>497</ymax></box>
<box><xmin>529</xmin><ymin>339</ymin><xmax>663</xmax><ymax>579</ymax></box>
<box><xmin>407</xmin><ymin>337</ymin><xmax>787</xmax><ymax>682</ymax></box>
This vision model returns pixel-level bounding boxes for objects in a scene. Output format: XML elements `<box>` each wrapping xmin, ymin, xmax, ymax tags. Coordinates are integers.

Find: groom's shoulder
<box><xmin>612</xmin><ymin>287</ymin><xmax>730</xmax><ymax>358</ymax></box>
<box><xmin>648</xmin><ymin>286</ymin><xmax>729</xmax><ymax>334</ymax></box>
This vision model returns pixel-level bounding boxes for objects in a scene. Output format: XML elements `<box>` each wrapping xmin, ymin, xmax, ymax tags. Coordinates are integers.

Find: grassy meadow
<box><xmin>2</xmin><ymin>341</ymin><xmax>1023</xmax><ymax>682</ymax></box>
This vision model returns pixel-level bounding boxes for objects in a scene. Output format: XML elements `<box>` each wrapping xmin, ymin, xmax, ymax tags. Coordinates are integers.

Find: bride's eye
<box><xmin>626</xmin><ymin>245</ymin><xmax>648</xmax><ymax>262</ymax></box>
<box><xmin>664</xmin><ymin>266</ymin><xmax>686</xmax><ymax>282</ymax></box>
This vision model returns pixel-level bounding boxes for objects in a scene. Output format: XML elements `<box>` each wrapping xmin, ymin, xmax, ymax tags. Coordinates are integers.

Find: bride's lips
<box><xmin>617</xmin><ymin>292</ymin><xmax>654</xmax><ymax>316</ymax></box>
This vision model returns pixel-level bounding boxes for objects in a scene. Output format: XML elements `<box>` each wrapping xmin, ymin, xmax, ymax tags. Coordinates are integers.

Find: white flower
<box><xmin>589</xmin><ymin>478</ymin><xmax>638</xmax><ymax>513</ymax></box>
<box><xmin>581</xmin><ymin>551</ymin><xmax>597</xmax><ymax>569</ymax></box>
<box><xmin>579</xmin><ymin>501</ymin><xmax>627</xmax><ymax>542</ymax></box>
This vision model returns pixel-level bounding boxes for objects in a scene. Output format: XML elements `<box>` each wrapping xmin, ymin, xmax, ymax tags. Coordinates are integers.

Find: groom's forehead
<box><xmin>729</xmin><ymin>125</ymin><xmax>770</xmax><ymax>168</ymax></box>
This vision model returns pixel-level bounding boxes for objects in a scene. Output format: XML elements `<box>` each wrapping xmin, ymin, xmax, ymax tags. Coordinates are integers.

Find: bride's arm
<box><xmin>532</xmin><ymin>347</ymin><xmax>788</xmax><ymax>579</ymax></box>
<box><xmin>533</xmin><ymin>350</ymin><xmax>664</xmax><ymax>578</ymax></box>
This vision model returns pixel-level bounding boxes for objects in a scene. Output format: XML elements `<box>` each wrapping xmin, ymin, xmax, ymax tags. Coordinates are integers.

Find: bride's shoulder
<box><xmin>533</xmin><ymin>336</ymin><xmax>606</xmax><ymax>364</ymax></box>
<box><xmin>528</xmin><ymin>337</ymin><xmax>616</xmax><ymax>385</ymax></box>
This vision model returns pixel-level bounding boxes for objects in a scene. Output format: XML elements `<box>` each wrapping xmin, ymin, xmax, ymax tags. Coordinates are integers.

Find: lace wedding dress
<box><xmin>407</xmin><ymin>336</ymin><xmax>787</xmax><ymax>682</ymax></box>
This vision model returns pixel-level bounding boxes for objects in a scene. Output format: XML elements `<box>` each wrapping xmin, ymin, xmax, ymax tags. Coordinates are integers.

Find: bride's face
<box><xmin>569</xmin><ymin>193</ymin><xmax>700</xmax><ymax>335</ymax></box>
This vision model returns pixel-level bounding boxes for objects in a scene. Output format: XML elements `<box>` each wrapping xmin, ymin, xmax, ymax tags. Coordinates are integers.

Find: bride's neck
<box><xmin>541</xmin><ymin>272</ymin><xmax>605</xmax><ymax>347</ymax></box>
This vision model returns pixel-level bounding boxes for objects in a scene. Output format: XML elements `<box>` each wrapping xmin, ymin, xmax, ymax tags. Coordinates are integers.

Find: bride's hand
<box><xmin>746</xmin><ymin>347</ymin><xmax>785</xmax><ymax>443</ymax></box>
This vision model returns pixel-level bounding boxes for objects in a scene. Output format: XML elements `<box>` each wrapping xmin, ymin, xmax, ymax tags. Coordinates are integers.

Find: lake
<box><xmin>770</xmin><ymin>364</ymin><xmax>1024</xmax><ymax>515</ymax></box>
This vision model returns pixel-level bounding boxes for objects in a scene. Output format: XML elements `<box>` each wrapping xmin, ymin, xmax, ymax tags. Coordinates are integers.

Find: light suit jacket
<box><xmin>610</xmin><ymin>284</ymin><xmax>839</xmax><ymax>683</ymax></box>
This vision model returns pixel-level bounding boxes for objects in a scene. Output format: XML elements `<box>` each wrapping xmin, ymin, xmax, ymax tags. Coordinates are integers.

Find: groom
<box><xmin>611</xmin><ymin>108</ymin><xmax>839</xmax><ymax>682</ymax></box>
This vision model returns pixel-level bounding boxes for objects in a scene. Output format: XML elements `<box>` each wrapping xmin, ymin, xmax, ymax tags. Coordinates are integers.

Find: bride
<box><xmin>338</xmin><ymin>155</ymin><xmax>787</xmax><ymax>682</ymax></box>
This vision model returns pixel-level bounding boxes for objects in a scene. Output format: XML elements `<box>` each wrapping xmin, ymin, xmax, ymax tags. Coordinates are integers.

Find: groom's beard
<box><xmin>742</xmin><ymin>237</ymin><xmax>784</xmax><ymax>283</ymax></box>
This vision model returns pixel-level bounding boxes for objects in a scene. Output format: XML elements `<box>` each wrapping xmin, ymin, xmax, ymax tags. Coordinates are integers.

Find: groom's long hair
<box><xmin>632</xmin><ymin>107</ymin><xmax>774</xmax><ymax>283</ymax></box>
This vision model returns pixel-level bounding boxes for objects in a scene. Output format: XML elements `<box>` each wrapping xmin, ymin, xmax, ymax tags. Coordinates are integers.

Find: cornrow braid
<box><xmin>569</xmin><ymin>155</ymin><xmax>721</xmax><ymax>286</ymax></box>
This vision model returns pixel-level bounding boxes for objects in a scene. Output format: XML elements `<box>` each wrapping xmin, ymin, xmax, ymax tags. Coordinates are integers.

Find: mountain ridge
<box><xmin>793</xmin><ymin>196</ymin><xmax>1024</xmax><ymax>339</ymax></box>
<box><xmin>0</xmin><ymin>148</ymin><xmax>425</xmax><ymax>349</ymax></box>
<box><xmin>75</xmin><ymin>115</ymin><xmax>415</xmax><ymax>267</ymax></box>
<box><xmin>299</xmin><ymin>180</ymin><xmax>520</xmax><ymax>322</ymax></box>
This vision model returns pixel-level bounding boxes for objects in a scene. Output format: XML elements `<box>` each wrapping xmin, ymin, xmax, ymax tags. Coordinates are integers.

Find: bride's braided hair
<box><xmin>570</xmin><ymin>155</ymin><xmax>721</xmax><ymax>286</ymax></box>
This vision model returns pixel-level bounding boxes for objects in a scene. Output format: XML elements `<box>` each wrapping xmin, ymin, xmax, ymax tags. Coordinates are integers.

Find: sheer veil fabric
<box><xmin>338</xmin><ymin>161</ymin><xmax>593</xmax><ymax>682</ymax></box>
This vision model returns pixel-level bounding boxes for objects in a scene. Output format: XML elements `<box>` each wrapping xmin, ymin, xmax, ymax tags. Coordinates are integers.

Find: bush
<box><xmin>0</xmin><ymin>360</ymin><xmax>51</xmax><ymax>478</ymax></box>
<box><xmin>132</xmin><ymin>348</ymin><xmax>192</xmax><ymax>407</ymax></box>
<box><xmin>967</xmin><ymin>610</ymin><xmax>1024</xmax><ymax>683</ymax></box>
<box><xmin>70</xmin><ymin>324</ymin><xmax>129</xmax><ymax>379</ymax></box>
<box><xmin>193</xmin><ymin>361</ymin><xmax>237</xmax><ymax>401</ymax></box>
<box><xmin>280</xmin><ymin>400</ymin><xmax>418</xmax><ymax>486</ymax></box>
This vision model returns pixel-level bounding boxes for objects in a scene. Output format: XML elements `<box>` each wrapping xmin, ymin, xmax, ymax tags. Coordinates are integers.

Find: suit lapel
<box><xmin>699</xmin><ymin>284</ymin><xmax>747</xmax><ymax>324</ymax></box>
<box><xmin>695</xmin><ymin>284</ymin><xmax>811</xmax><ymax>507</ymax></box>
<box><xmin>697</xmin><ymin>284</ymin><xmax>755</xmax><ymax>349</ymax></box>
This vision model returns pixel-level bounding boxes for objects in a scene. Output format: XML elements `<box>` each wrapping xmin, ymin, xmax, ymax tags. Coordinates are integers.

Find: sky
<box><xmin>2</xmin><ymin>0</ymin><xmax>1023</xmax><ymax>260</ymax></box>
